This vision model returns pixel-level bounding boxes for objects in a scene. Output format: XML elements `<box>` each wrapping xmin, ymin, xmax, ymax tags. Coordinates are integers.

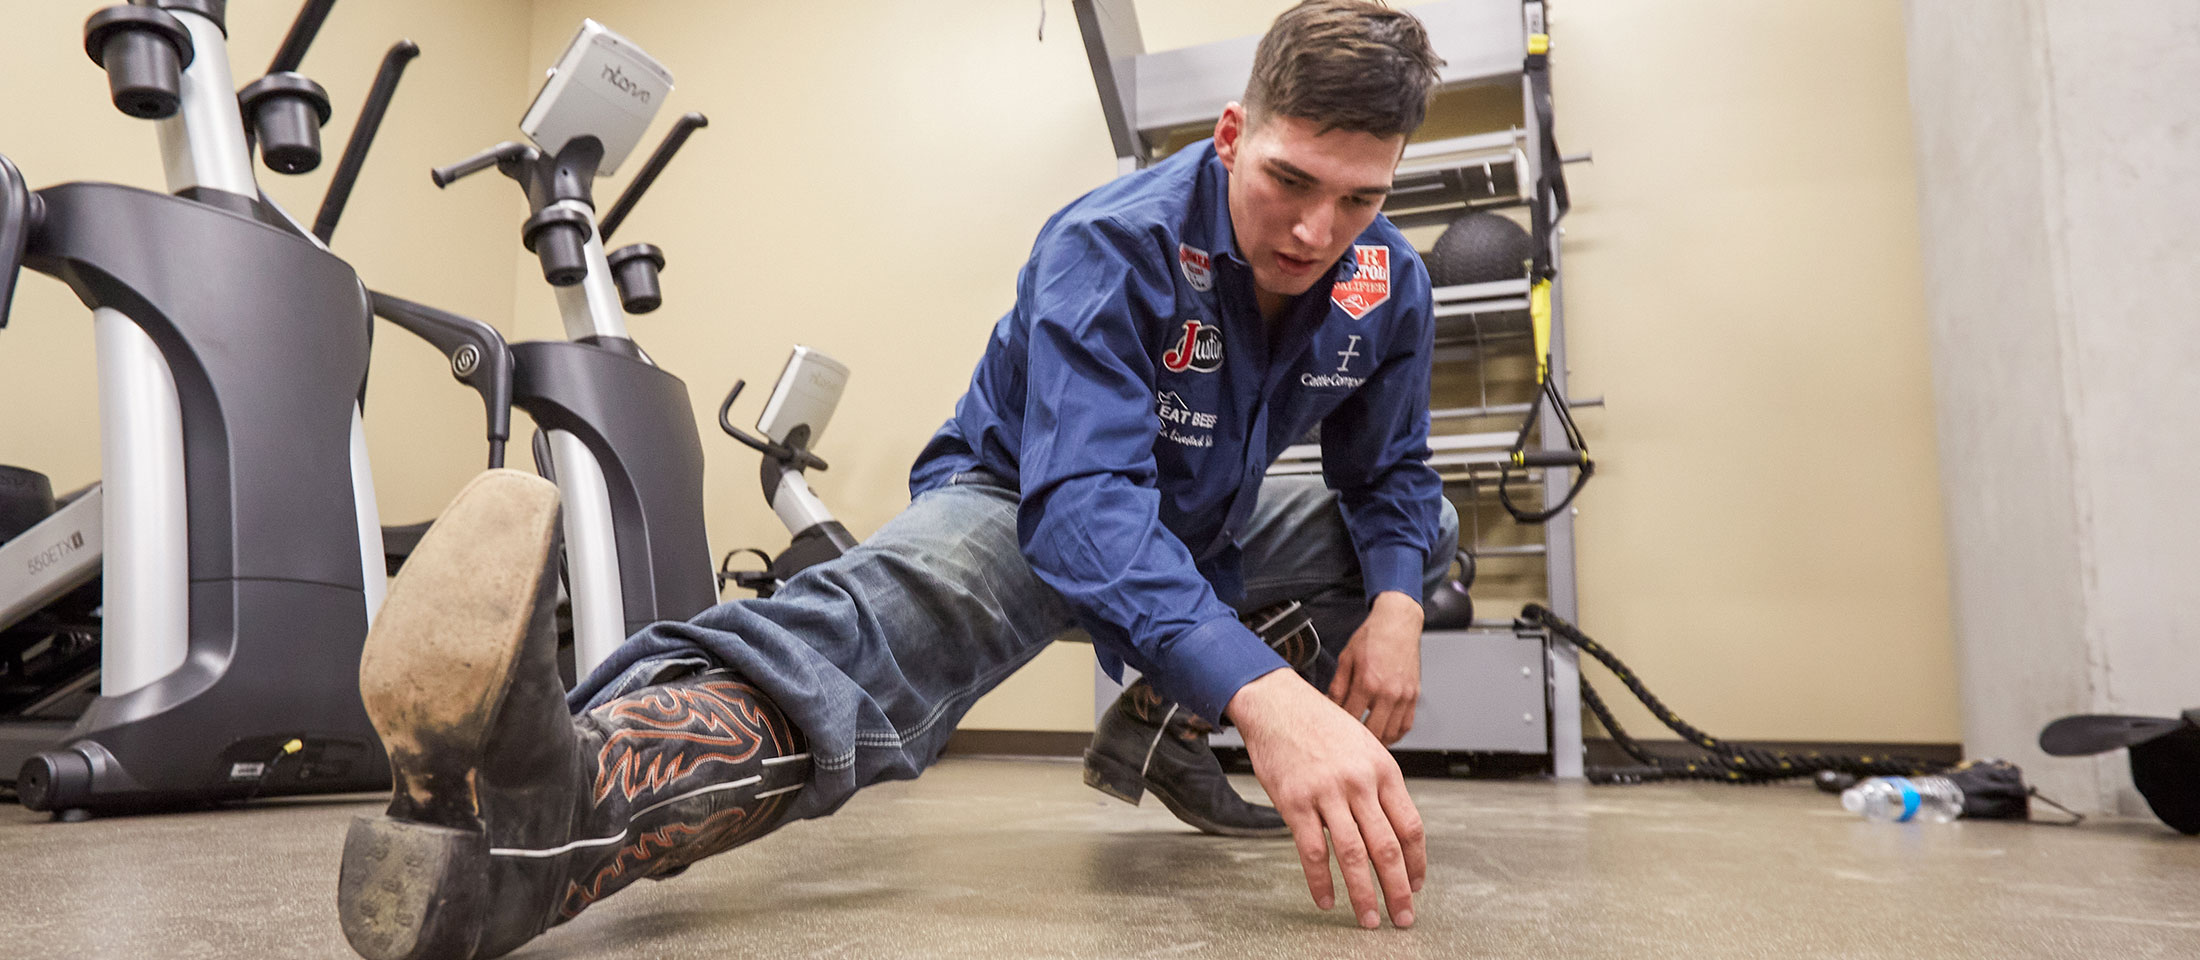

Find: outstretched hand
<box><xmin>1327</xmin><ymin>590</ymin><xmax>1424</xmax><ymax>745</ymax></box>
<box><xmin>1228</xmin><ymin>669</ymin><xmax>1425</xmax><ymax>929</ymax></box>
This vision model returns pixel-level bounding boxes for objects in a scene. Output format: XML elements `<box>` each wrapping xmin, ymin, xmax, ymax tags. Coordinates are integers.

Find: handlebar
<box><xmin>314</xmin><ymin>39</ymin><xmax>419</xmax><ymax>243</ymax></box>
<box><xmin>718</xmin><ymin>380</ymin><xmax>830</xmax><ymax>473</ymax></box>
<box><xmin>369</xmin><ymin>290</ymin><xmax>515</xmax><ymax>469</ymax></box>
<box><xmin>267</xmin><ymin>0</ymin><xmax>339</xmax><ymax>75</ymax></box>
<box><xmin>1512</xmin><ymin>449</ymin><xmax>1591</xmax><ymax>469</ymax></box>
<box><xmin>599</xmin><ymin>112</ymin><xmax>708</xmax><ymax>242</ymax></box>
<box><xmin>431</xmin><ymin>142</ymin><xmax>536</xmax><ymax>189</ymax></box>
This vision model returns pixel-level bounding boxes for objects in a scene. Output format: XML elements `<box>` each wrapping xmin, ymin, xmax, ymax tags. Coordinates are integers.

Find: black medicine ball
<box><xmin>1426</xmin><ymin>211</ymin><xmax>1533</xmax><ymax>288</ymax></box>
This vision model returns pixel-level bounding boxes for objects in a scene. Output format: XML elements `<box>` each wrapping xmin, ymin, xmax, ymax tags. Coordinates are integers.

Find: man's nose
<box><xmin>1293</xmin><ymin>202</ymin><xmax>1334</xmax><ymax>251</ymax></box>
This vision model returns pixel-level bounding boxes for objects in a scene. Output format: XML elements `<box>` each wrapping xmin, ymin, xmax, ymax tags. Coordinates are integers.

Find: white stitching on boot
<box><xmin>489</xmin><ymin>774</ymin><xmax>767</xmax><ymax>858</ymax></box>
<box><xmin>1139</xmin><ymin>703</ymin><xmax>1181</xmax><ymax>778</ymax></box>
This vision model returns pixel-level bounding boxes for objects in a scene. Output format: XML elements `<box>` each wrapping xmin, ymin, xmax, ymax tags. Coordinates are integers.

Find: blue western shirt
<box><xmin>909</xmin><ymin>141</ymin><xmax>1443</xmax><ymax>722</ymax></box>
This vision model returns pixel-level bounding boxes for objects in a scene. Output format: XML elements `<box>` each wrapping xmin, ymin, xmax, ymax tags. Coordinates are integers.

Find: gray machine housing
<box><xmin>512</xmin><ymin>338</ymin><xmax>716</xmax><ymax>639</ymax></box>
<box><xmin>0</xmin><ymin>0</ymin><xmax>396</xmax><ymax>814</ymax></box>
<box><xmin>0</xmin><ymin>180</ymin><xmax>389</xmax><ymax>811</ymax></box>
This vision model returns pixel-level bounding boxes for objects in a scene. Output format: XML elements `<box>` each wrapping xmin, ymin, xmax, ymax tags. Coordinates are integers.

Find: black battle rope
<box><xmin>1520</xmin><ymin>604</ymin><xmax>1949</xmax><ymax>785</ymax></box>
<box><xmin>1498</xmin><ymin>28</ymin><xmax>1592</xmax><ymax>525</ymax></box>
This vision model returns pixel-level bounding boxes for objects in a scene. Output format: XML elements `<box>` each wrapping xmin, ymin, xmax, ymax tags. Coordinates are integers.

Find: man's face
<box><xmin>1214</xmin><ymin>104</ymin><xmax>1403</xmax><ymax>314</ymax></box>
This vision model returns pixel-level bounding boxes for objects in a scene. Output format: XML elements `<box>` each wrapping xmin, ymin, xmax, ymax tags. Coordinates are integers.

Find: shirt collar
<box><xmin>1193</xmin><ymin>142</ymin><xmax>1244</xmax><ymax>268</ymax></box>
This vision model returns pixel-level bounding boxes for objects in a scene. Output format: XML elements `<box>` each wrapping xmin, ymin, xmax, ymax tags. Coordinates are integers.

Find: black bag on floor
<box><xmin>2040</xmin><ymin>709</ymin><xmax>2200</xmax><ymax>834</ymax></box>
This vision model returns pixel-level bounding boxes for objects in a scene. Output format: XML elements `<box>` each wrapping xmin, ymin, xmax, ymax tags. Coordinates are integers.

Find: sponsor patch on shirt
<box><xmin>1155</xmin><ymin>391</ymin><xmax>1217</xmax><ymax>447</ymax></box>
<box><xmin>1331</xmin><ymin>245</ymin><xmax>1391</xmax><ymax>319</ymax></box>
<box><xmin>1155</xmin><ymin>390</ymin><xmax>1218</xmax><ymax>429</ymax></box>
<box><xmin>1178</xmin><ymin>243</ymin><xmax>1213</xmax><ymax>292</ymax></box>
<box><xmin>1301</xmin><ymin>334</ymin><xmax>1368</xmax><ymax>389</ymax></box>
<box><xmin>1161</xmin><ymin>318</ymin><xmax>1223</xmax><ymax>373</ymax></box>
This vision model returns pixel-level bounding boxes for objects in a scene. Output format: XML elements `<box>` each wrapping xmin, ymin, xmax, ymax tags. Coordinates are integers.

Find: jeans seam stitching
<box><xmin>847</xmin><ymin>645</ymin><xmax>1041</xmax><ymax>748</ymax></box>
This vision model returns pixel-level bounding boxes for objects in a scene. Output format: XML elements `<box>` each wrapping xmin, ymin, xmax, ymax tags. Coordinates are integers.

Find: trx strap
<box><xmin>1498</xmin><ymin>28</ymin><xmax>1594</xmax><ymax>524</ymax></box>
<box><xmin>1524</xmin><ymin>30</ymin><xmax>1569</xmax><ymax>283</ymax></box>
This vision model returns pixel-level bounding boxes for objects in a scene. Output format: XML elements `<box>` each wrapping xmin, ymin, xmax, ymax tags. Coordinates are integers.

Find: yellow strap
<box><xmin>1528</xmin><ymin>33</ymin><xmax>1550</xmax><ymax>56</ymax></box>
<box><xmin>1530</xmin><ymin>278</ymin><xmax>1553</xmax><ymax>383</ymax></box>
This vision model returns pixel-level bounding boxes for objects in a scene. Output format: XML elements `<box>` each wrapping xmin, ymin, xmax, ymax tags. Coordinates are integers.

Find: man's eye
<box><xmin>1345</xmin><ymin>195</ymin><xmax>1377</xmax><ymax>209</ymax></box>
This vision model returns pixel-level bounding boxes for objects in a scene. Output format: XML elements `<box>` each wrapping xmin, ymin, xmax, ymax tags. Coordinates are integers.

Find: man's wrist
<box><xmin>1370</xmin><ymin>590</ymin><xmax>1424</xmax><ymax>622</ymax></box>
<box><xmin>1224</xmin><ymin>667</ymin><xmax>1302</xmax><ymax>735</ymax></box>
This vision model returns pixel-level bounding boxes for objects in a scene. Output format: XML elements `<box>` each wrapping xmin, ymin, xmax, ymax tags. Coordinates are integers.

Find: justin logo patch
<box><xmin>1178</xmin><ymin>243</ymin><xmax>1213</xmax><ymax>292</ymax></box>
<box><xmin>1331</xmin><ymin>245</ymin><xmax>1391</xmax><ymax>319</ymax></box>
<box><xmin>1161</xmin><ymin>318</ymin><xmax>1223</xmax><ymax>373</ymax></box>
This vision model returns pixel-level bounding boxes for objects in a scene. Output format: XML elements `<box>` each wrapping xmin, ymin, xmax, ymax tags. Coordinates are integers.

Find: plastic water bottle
<box><xmin>1841</xmin><ymin>775</ymin><xmax>1965</xmax><ymax>823</ymax></box>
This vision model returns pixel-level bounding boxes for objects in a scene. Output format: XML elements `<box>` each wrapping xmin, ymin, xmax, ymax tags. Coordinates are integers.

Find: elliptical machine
<box><xmin>0</xmin><ymin>0</ymin><xmax>407</xmax><ymax>815</ymax></box>
<box><xmin>375</xmin><ymin>21</ymin><xmax>868</xmax><ymax>681</ymax></box>
<box><xmin>384</xmin><ymin>20</ymin><xmax>721</xmax><ymax>680</ymax></box>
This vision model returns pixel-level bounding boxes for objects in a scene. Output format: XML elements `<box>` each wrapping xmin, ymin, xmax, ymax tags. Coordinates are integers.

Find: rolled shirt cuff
<box><xmin>1153</xmin><ymin>614</ymin><xmax>1291</xmax><ymax>724</ymax></box>
<box><xmin>1360</xmin><ymin>543</ymin><xmax>1429</xmax><ymax>607</ymax></box>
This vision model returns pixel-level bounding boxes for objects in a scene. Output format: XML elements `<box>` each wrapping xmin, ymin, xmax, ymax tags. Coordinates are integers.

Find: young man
<box><xmin>335</xmin><ymin>3</ymin><xmax>1455</xmax><ymax>958</ymax></box>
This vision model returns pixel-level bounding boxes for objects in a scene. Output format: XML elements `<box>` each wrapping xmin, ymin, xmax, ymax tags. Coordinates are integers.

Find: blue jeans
<box><xmin>569</xmin><ymin>475</ymin><xmax>1459</xmax><ymax>823</ymax></box>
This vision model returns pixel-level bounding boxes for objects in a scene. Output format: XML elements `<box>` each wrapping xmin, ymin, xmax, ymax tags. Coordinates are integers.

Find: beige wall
<box><xmin>1554</xmin><ymin>0</ymin><xmax>1954</xmax><ymax>744</ymax></box>
<box><xmin>0</xmin><ymin>1</ymin><xmax>1956</xmax><ymax>744</ymax></box>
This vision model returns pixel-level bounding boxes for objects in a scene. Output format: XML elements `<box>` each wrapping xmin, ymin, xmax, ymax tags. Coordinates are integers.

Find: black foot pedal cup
<box><xmin>83</xmin><ymin>5</ymin><xmax>196</xmax><ymax>120</ymax></box>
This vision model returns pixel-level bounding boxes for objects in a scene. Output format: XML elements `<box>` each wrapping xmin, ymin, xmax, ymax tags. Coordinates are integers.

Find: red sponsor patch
<box><xmin>1161</xmin><ymin>319</ymin><xmax>1223</xmax><ymax>373</ymax></box>
<box><xmin>1178</xmin><ymin>243</ymin><xmax>1213</xmax><ymax>292</ymax></box>
<box><xmin>1330</xmin><ymin>245</ymin><xmax>1391</xmax><ymax>319</ymax></box>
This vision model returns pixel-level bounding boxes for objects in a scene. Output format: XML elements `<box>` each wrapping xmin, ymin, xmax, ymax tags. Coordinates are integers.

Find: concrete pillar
<box><xmin>1905</xmin><ymin>1</ymin><xmax>2200</xmax><ymax>815</ymax></box>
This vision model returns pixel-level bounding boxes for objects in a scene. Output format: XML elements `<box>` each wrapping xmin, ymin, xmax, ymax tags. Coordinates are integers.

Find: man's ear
<box><xmin>1214</xmin><ymin>102</ymin><xmax>1247</xmax><ymax>171</ymax></box>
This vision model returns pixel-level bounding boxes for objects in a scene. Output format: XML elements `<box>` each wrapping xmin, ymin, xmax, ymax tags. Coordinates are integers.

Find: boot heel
<box><xmin>339</xmin><ymin>815</ymin><xmax>490</xmax><ymax>960</ymax></box>
<box><xmin>1082</xmin><ymin>749</ymin><xmax>1147</xmax><ymax>805</ymax></box>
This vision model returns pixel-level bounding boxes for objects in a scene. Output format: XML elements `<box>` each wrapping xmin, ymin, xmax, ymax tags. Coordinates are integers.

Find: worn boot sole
<box><xmin>339</xmin><ymin>470</ymin><xmax>562</xmax><ymax>960</ymax></box>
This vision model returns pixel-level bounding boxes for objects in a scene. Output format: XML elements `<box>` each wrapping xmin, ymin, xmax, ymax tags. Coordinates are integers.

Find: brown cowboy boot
<box><xmin>336</xmin><ymin>470</ymin><xmax>810</xmax><ymax>960</ymax></box>
<box><xmin>1082</xmin><ymin>601</ymin><xmax>1320</xmax><ymax>838</ymax></box>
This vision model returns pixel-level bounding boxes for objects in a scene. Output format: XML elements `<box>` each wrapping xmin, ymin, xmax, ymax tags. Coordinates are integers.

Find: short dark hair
<box><xmin>1244</xmin><ymin>0</ymin><xmax>1446</xmax><ymax>138</ymax></box>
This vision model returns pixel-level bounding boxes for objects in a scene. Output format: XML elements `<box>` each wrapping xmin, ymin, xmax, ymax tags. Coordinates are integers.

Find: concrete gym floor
<box><xmin>2</xmin><ymin>757</ymin><xmax>2197</xmax><ymax>959</ymax></box>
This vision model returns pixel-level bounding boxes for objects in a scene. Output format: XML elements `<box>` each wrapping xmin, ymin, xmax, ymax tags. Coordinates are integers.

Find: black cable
<box><xmin>1521</xmin><ymin>604</ymin><xmax>1948</xmax><ymax>785</ymax></box>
